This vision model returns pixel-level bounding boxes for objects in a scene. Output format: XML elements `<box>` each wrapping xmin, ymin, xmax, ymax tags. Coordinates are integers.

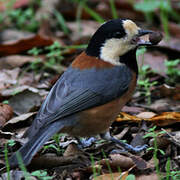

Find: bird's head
<box><xmin>86</xmin><ymin>19</ymin><xmax>154</xmax><ymax>66</ymax></box>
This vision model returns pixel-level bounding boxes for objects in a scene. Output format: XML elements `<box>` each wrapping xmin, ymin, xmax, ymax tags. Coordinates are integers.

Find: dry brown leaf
<box><xmin>158</xmin><ymin>84</ymin><xmax>180</xmax><ymax>100</ymax></box>
<box><xmin>136</xmin><ymin>112</ymin><xmax>156</xmax><ymax>119</ymax></box>
<box><xmin>122</xmin><ymin>106</ymin><xmax>145</xmax><ymax>114</ymax></box>
<box><xmin>0</xmin><ymin>55</ymin><xmax>35</xmax><ymax>70</ymax></box>
<box><xmin>30</xmin><ymin>154</ymin><xmax>89</xmax><ymax>169</ymax></box>
<box><xmin>0</xmin><ymin>68</ymin><xmax>20</xmax><ymax>90</ymax></box>
<box><xmin>136</xmin><ymin>173</ymin><xmax>159</xmax><ymax>180</ymax></box>
<box><xmin>100</xmin><ymin>154</ymin><xmax>134</xmax><ymax>170</ymax></box>
<box><xmin>8</xmin><ymin>89</ymin><xmax>42</xmax><ymax>115</ymax></box>
<box><xmin>149</xmin><ymin>112</ymin><xmax>180</xmax><ymax>126</ymax></box>
<box><xmin>94</xmin><ymin>165</ymin><xmax>135</xmax><ymax>180</ymax></box>
<box><xmin>130</xmin><ymin>155</ymin><xmax>147</xmax><ymax>170</ymax></box>
<box><xmin>116</xmin><ymin>112</ymin><xmax>142</xmax><ymax>122</ymax></box>
<box><xmin>0</xmin><ymin>34</ymin><xmax>53</xmax><ymax>56</ymax></box>
<box><xmin>4</xmin><ymin>112</ymin><xmax>36</xmax><ymax>127</ymax></box>
<box><xmin>0</xmin><ymin>103</ymin><xmax>13</xmax><ymax>128</ymax></box>
<box><xmin>63</xmin><ymin>143</ymin><xmax>82</xmax><ymax>157</ymax></box>
<box><xmin>93</xmin><ymin>172</ymin><xmax>122</xmax><ymax>180</ymax></box>
<box><xmin>116</xmin><ymin>112</ymin><xmax>180</xmax><ymax>126</ymax></box>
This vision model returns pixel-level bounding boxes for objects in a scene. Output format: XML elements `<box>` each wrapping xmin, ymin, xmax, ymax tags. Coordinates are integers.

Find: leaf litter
<box><xmin>0</xmin><ymin>0</ymin><xmax>180</xmax><ymax>179</ymax></box>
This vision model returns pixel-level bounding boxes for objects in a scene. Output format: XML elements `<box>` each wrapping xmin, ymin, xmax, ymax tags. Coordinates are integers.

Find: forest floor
<box><xmin>0</xmin><ymin>0</ymin><xmax>180</xmax><ymax>179</ymax></box>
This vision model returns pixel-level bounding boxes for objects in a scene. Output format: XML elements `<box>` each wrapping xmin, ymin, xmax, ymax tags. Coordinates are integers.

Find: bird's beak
<box><xmin>131</xmin><ymin>29</ymin><xmax>154</xmax><ymax>46</ymax></box>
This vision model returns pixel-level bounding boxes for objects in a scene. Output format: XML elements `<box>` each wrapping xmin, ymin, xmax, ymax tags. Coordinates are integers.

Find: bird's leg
<box><xmin>76</xmin><ymin>137</ymin><xmax>96</xmax><ymax>148</ymax></box>
<box><xmin>100</xmin><ymin>131</ymin><xmax>147</xmax><ymax>153</ymax></box>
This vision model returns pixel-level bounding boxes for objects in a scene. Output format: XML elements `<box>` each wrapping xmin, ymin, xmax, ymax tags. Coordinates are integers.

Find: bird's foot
<box><xmin>121</xmin><ymin>143</ymin><xmax>148</xmax><ymax>153</ymax></box>
<box><xmin>100</xmin><ymin>132</ymin><xmax>148</xmax><ymax>153</ymax></box>
<box><xmin>76</xmin><ymin>137</ymin><xmax>96</xmax><ymax>148</ymax></box>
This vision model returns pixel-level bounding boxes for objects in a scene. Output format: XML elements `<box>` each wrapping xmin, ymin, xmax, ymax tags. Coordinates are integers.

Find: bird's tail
<box><xmin>9</xmin><ymin>121</ymin><xmax>64</xmax><ymax>168</ymax></box>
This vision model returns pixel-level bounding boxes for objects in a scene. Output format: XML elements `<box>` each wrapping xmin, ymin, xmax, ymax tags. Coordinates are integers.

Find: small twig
<box><xmin>161</xmin><ymin>128</ymin><xmax>180</xmax><ymax>148</ymax></box>
<box><xmin>114</xmin><ymin>127</ymin><xmax>130</xmax><ymax>140</ymax></box>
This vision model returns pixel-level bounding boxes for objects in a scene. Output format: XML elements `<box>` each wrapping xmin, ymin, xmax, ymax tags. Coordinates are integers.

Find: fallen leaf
<box><xmin>0</xmin><ymin>55</ymin><xmax>35</xmax><ymax>70</ymax></box>
<box><xmin>136</xmin><ymin>112</ymin><xmax>156</xmax><ymax>119</ymax></box>
<box><xmin>94</xmin><ymin>165</ymin><xmax>135</xmax><ymax>180</ymax></box>
<box><xmin>150</xmin><ymin>99</ymin><xmax>173</xmax><ymax>112</ymax></box>
<box><xmin>30</xmin><ymin>154</ymin><xmax>89</xmax><ymax>169</ymax></box>
<box><xmin>100</xmin><ymin>154</ymin><xmax>134</xmax><ymax>170</ymax></box>
<box><xmin>0</xmin><ymin>103</ymin><xmax>13</xmax><ymax>129</ymax></box>
<box><xmin>149</xmin><ymin>112</ymin><xmax>180</xmax><ymax>126</ymax></box>
<box><xmin>116</xmin><ymin>112</ymin><xmax>180</xmax><ymax>126</ymax></box>
<box><xmin>93</xmin><ymin>172</ymin><xmax>122</xmax><ymax>180</ymax></box>
<box><xmin>0</xmin><ymin>29</ymin><xmax>33</xmax><ymax>42</ymax></box>
<box><xmin>157</xmin><ymin>84</ymin><xmax>180</xmax><ymax>100</ymax></box>
<box><xmin>1</xmin><ymin>85</ymin><xmax>35</xmax><ymax>97</ymax></box>
<box><xmin>0</xmin><ymin>68</ymin><xmax>20</xmax><ymax>90</ymax></box>
<box><xmin>122</xmin><ymin>106</ymin><xmax>145</xmax><ymax>114</ymax></box>
<box><xmin>1</xmin><ymin>85</ymin><xmax>48</xmax><ymax>100</ymax></box>
<box><xmin>63</xmin><ymin>143</ymin><xmax>82</xmax><ymax>157</ymax></box>
<box><xmin>8</xmin><ymin>89</ymin><xmax>42</xmax><ymax>115</ymax></box>
<box><xmin>136</xmin><ymin>173</ymin><xmax>159</xmax><ymax>180</ymax></box>
<box><xmin>116</xmin><ymin>112</ymin><xmax>142</xmax><ymax>122</ymax></box>
<box><xmin>4</xmin><ymin>112</ymin><xmax>36</xmax><ymax>127</ymax></box>
<box><xmin>130</xmin><ymin>155</ymin><xmax>147</xmax><ymax>170</ymax></box>
<box><xmin>0</xmin><ymin>34</ymin><xmax>54</xmax><ymax>56</ymax></box>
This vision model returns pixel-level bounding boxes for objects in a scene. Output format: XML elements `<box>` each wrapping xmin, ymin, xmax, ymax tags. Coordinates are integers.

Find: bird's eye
<box><xmin>112</xmin><ymin>32</ymin><xmax>124</xmax><ymax>39</ymax></box>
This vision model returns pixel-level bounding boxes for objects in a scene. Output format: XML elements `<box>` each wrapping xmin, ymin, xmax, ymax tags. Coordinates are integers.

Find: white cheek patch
<box><xmin>100</xmin><ymin>38</ymin><xmax>136</xmax><ymax>66</ymax></box>
<box><xmin>99</xmin><ymin>19</ymin><xmax>140</xmax><ymax>66</ymax></box>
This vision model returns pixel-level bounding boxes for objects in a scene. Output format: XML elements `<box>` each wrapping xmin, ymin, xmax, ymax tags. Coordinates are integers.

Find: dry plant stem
<box><xmin>161</xmin><ymin>128</ymin><xmax>180</xmax><ymax>148</ymax></box>
<box><xmin>114</xmin><ymin>127</ymin><xmax>130</xmax><ymax>140</ymax></box>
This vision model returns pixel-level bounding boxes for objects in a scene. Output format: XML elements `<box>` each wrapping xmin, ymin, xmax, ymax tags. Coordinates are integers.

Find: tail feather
<box><xmin>9</xmin><ymin>121</ymin><xmax>64</xmax><ymax>168</ymax></box>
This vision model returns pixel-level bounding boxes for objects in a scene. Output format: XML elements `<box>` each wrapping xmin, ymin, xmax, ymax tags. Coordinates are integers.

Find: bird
<box><xmin>9</xmin><ymin>19</ymin><xmax>157</xmax><ymax>168</ymax></box>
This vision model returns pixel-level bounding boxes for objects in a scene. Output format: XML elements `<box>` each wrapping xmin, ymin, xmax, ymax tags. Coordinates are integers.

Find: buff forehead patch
<box><xmin>123</xmin><ymin>20</ymin><xmax>139</xmax><ymax>36</ymax></box>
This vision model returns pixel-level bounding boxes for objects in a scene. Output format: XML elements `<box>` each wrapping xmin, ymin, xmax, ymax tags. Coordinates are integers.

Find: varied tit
<box><xmin>9</xmin><ymin>19</ymin><xmax>161</xmax><ymax>168</ymax></box>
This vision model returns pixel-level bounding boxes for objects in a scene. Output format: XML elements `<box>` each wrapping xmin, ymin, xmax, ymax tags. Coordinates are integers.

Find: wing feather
<box><xmin>25</xmin><ymin>65</ymin><xmax>133</xmax><ymax>139</ymax></box>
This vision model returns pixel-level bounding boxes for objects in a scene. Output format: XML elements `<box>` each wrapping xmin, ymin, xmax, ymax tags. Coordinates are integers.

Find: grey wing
<box><xmin>25</xmin><ymin>78</ymin><xmax>103</xmax><ymax>139</ymax></box>
<box><xmin>25</xmin><ymin>65</ymin><xmax>133</xmax><ymax>139</ymax></box>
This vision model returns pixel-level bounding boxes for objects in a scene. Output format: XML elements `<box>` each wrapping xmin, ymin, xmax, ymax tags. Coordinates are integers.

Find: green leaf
<box><xmin>125</xmin><ymin>174</ymin><xmax>136</xmax><ymax>180</ymax></box>
<box><xmin>147</xmin><ymin>147</ymin><xmax>154</xmax><ymax>151</ymax></box>
<box><xmin>158</xmin><ymin>149</ymin><xmax>165</xmax><ymax>155</ymax></box>
<box><xmin>143</xmin><ymin>132</ymin><xmax>155</xmax><ymax>138</ymax></box>
<box><xmin>54</xmin><ymin>10</ymin><xmax>69</xmax><ymax>35</ymax></box>
<box><xmin>82</xmin><ymin>3</ymin><xmax>105</xmax><ymax>23</ymax></box>
<box><xmin>31</xmin><ymin>170</ymin><xmax>42</xmax><ymax>177</ymax></box>
<box><xmin>2</xmin><ymin>100</ymin><xmax>9</xmax><ymax>104</ymax></box>
<box><xmin>136</xmin><ymin>47</ymin><xmax>146</xmax><ymax>57</ymax></box>
<box><xmin>109</xmin><ymin>0</ymin><xmax>118</xmax><ymax>19</ymax></box>
<box><xmin>165</xmin><ymin>158</ymin><xmax>171</xmax><ymax>179</ymax></box>
<box><xmin>134</xmin><ymin>1</ymin><xmax>160</xmax><ymax>13</ymax></box>
<box><xmin>149</xmin><ymin>126</ymin><xmax>157</xmax><ymax>132</ymax></box>
<box><xmin>7</xmin><ymin>140</ymin><xmax>15</xmax><ymax>147</ymax></box>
